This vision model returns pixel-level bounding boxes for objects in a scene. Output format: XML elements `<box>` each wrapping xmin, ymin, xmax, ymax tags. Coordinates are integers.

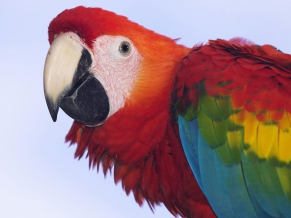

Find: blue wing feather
<box><xmin>241</xmin><ymin>154</ymin><xmax>280</xmax><ymax>217</ymax></box>
<box><xmin>178</xmin><ymin>115</ymin><xmax>291</xmax><ymax>218</ymax></box>
<box><xmin>178</xmin><ymin>116</ymin><xmax>202</xmax><ymax>189</ymax></box>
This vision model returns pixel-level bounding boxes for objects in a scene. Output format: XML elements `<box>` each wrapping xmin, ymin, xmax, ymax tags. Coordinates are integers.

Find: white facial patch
<box><xmin>90</xmin><ymin>35</ymin><xmax>142</xmax><ymax>118</ymax></box>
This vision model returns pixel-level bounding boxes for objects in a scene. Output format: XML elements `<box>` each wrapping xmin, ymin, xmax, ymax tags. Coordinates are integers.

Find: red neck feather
<box><xmin>66</xmin><ymin>94</ymin><xmax>215</xmax><ymax>217</ymax></box>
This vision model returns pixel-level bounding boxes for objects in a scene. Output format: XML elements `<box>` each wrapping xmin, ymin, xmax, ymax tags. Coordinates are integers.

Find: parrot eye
<box><xmin>119</xmin><ymin>41</ymin><xmax>131</xmax><ymax>56</ymax></box>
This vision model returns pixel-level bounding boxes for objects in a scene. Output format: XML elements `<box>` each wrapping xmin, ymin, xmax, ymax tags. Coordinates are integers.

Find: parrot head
<box><xmin>44</xmin><ymin>6</ymin><xmax>189</xmax><ymax>126</ymax></box>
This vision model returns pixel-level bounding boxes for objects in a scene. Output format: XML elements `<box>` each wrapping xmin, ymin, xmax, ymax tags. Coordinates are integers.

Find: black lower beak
<box><xmin>44</xmin><ymin>40</ymin><xmax>109</xmax><ymax>126</ymax></box>
<box><xmin>60</xmin><ymin>71</ymin><xmax>109</xmax><ymax>126</ymax></box>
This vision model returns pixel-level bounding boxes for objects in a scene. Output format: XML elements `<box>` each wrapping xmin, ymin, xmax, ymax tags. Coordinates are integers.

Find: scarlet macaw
<box><xmin>43</xmin><ymin>6</ymin><xmax>291</xmax><ymax>218</ymax></box>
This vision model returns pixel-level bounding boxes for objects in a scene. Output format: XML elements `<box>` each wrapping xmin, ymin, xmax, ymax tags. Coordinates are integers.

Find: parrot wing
<box><xmin>173</xmin><ymin>38</ymin><xmax>291</xmax><ymax>218</ymax></box>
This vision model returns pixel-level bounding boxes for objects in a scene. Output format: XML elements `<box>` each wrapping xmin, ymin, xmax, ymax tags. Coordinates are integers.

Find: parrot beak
<box><xmin>43</xmin><ymin>32</ymin><xmax>109</xmax><ymax>126</ymax></box>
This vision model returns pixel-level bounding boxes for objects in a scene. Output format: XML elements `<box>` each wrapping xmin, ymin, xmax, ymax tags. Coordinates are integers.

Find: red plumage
<box><xmin>175</xmin><ymin>38</ymin><xmax>291</xmax><ymax>121</ymax></box>
<box><xmin>66</xmin><ymin>104</ymin><xmax>214</xmax><ymax>217</ymax></box>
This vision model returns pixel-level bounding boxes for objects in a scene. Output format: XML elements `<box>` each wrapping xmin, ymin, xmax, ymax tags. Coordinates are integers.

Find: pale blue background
<box><xmin>1</xmin><ymin>1</ymin><xmax>291</xmax><ymax>217</ymax></box>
